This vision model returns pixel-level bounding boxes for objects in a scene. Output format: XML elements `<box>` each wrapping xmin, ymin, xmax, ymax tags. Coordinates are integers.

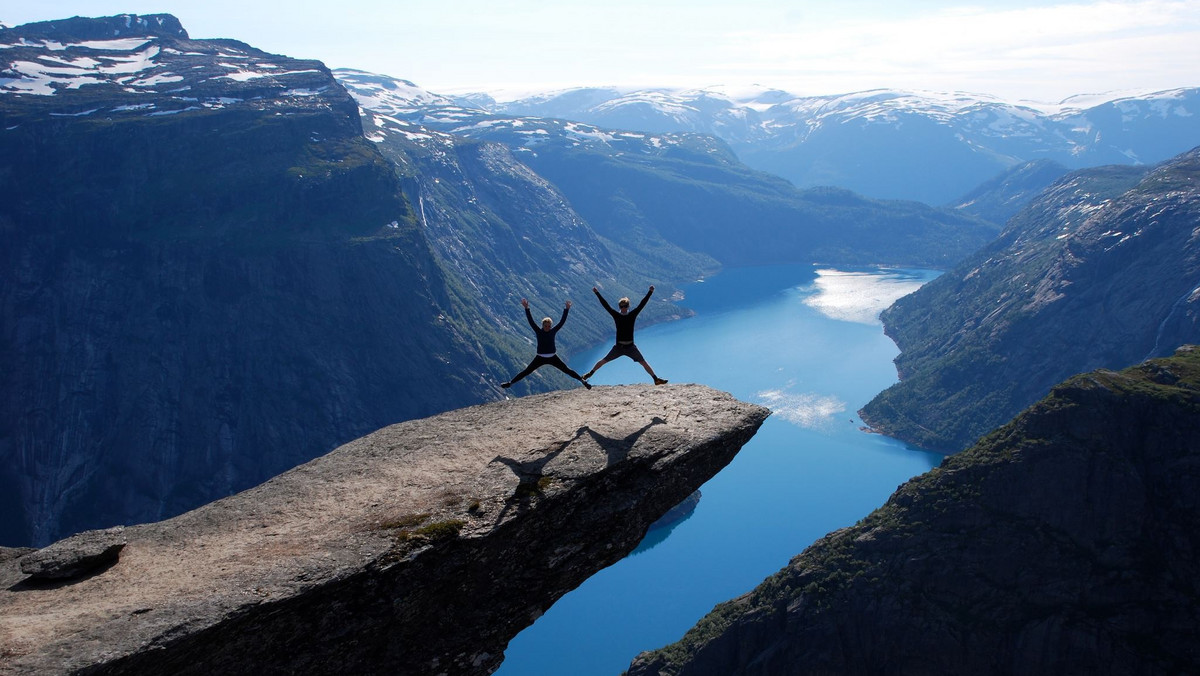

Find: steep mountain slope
<box><xmin>338</xmin><ymin>71</ymin><xmax>1000</xmax><ymax>269</ymax></box>
<box><xmin>629</xmin><ymin>347</ymin><xmax>1200</xmax><ymax>676</ymax></box>
<box><xmin>355</xmin><ymin>89</ymin><xmax>714</xmax><ymax>377</ymax></box>
<box><xmin>0</xmin><ymin>16</ymin><xmax>503</xmax><ymax>545</ymax></box>
<box><xmin>860</xmin><ymin>147</ymin><xmax>1200</xmax><ymax>452</ymax></box>
<box><xmin>481</xmin><ymin>86</ymin><xmax>1200</xmax><ymax>204</ymax></box>
<box><xmin>950</xmin><ymin>159</ymin><xmax>1070</xmax><ymax>225</ymax></box>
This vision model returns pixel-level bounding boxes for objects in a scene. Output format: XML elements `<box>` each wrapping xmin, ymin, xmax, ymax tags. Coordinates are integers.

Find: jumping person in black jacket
<box><xmin>502</xmin><ymin>298</ymin><xmax>591</xmax><ymax>390</ymax></box>
<box><xmin>583</xmin><ymin>285</ymin><xmax>668</xmax><ymax>385</ymax></box>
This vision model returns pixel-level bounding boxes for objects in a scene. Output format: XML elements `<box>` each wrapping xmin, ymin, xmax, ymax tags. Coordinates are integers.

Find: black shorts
<box><xmin>603</xmin><ymin>342</ymin><xmax>645</xmax><ymax>363</ymax></box>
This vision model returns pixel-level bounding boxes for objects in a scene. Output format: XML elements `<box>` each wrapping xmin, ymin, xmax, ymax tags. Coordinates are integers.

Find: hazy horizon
<box><xmin>4</xmin><ymin>0</ymin><xmax>1199</xmax><ymax>105</ymax></box>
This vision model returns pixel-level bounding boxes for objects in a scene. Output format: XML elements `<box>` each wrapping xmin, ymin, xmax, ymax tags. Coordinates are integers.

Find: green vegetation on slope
<box><xmin>632</xmin><ymin>346</ymin><xmax>1200</xmax><ymax>676</ymax></box>
<box><xmin>859</xmin><ymin>155</ymin><xmax>1199</xmax><ymax>453</ymax></box>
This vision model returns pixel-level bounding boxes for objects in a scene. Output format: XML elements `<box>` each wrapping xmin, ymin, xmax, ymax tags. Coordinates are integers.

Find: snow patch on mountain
<box><xmin>334</xmin><ymin>68</ymin><xmax>457</xmax><ymax>115</ymax></box>
<box><xmin>1</xmin><ymin>24</ymin><xmax>344</xmax><ymax>122</ymax></box>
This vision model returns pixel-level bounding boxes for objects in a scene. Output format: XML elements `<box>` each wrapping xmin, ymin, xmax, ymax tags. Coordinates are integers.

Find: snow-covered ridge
<box><xmin>336</xmin><ymin>67</ymin><xmax>1199</xmax><ymax>205</ymax></box>
<box><xmin>333</xmin><ymin>68</ymin><xmax>457</xmax><ymax>114</ymax></box>
<box><xmin>1</xmin><ymin>18</ymin><xmax>343</xmax><ymax>120</ymax></box>
<box><xmin>490</xmin><ymin>83</ymin><xmax>1197</xmax><ymax>119</ymax></box>
<box><xmin>337</xmin><ymin>69</ymin><xmax>704</xmax><ymax>157</ymax></box>
<box><xmin>472</xmin><ymin>82</ymin><xmax>1199</xmax><ymax>141</ymax></box>
<box><xmin>1</xmin><ymin>37</ymin><xmax>317</xmax><ymax>96</ymax></box>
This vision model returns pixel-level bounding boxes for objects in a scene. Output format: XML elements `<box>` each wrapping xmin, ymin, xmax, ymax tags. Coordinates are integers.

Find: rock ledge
<box><xmin>0</xmin><ymin>384</ymin><xmax>767</xmax><ymax>675</ymax></box>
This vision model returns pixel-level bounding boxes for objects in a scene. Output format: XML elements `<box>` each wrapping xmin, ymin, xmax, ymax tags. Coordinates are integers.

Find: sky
<box><xmin>2</xmin><ymin>0</ymin><xmax>1199</xmax><ymax>103</ymax></box>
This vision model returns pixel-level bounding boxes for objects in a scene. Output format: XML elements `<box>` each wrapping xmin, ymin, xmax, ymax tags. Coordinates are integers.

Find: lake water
<box><xmin>495</xmin><ymin>264</ymin><xmax>944</xmax><ymax>676</ymax></box>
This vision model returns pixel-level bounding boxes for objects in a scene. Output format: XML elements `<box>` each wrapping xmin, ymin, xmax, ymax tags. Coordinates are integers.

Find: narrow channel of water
<box><xmin>495</xmin><ymin>264</ymin><xmax>944</xmax><ymax>676</ymax></box>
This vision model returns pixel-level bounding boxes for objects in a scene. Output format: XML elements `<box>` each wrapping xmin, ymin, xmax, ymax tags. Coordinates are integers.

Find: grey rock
<box><xmin>0</xmin><ymin>384</ymin><xmax>768</xmax><ymax>675</ymax></box>
<box><xmin>18</xmin><ymin>527</ymin><xmax>127</xmax><ymax>581</ymax></box>
<box><xmin>0</xmin><ymin>547</ymin><xmax>35</xmax><ymax>564</ymax></box>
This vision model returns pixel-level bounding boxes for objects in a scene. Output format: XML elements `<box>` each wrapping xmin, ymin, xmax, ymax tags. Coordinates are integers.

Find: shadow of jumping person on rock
<box><xmin>490</xmin><ymin>417</ymin><xmax>669</xmax><ymax>524</ymax></box>
<box><xmin>578</xmin><ymin>416</ymin><xmax>667</xmax><ymax>468</ymax></box>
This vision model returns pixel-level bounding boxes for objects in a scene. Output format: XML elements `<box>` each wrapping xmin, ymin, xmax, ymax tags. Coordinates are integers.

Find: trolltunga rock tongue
<box><xmin>0</xmin><ymin>384</ymin><xmax>768</xmax><ymax>675</ymax></box>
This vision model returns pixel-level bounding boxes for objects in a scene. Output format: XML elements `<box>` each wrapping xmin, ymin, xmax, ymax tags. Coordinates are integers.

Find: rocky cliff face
<box><xmin>356</xmin><ymin>101</ymin><xmax>711</xmax><ymax>386</ymax></box>
<box><xmin>629</xmin><ymin>348</ymin><xmax>1200</xmax><ymax>676</ymax></box>
<box><xmin>0</xmin><ymin>15</ymin><xmax>506</xmax><ymax>545</ymax></box>
<box><xmin>861</xmin><ymin>147</ymin><xmax>1200</xmax><ymax>452</ymax></box>
<box><xmin>0</xmin><ymin>384</ymin><xmax>768</xmax><ymax>676</ymax></box>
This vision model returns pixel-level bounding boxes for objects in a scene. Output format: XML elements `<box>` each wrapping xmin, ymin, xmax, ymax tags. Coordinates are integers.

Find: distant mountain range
<box><xmin>446</xmin><ymin>84</ymin><xmax>1200</xmax><ymax>205</ymax></box>
<box><xmin>338</xmin><ymin>69</ymin><xmax>999</xmax><ymax>269</ymax></box>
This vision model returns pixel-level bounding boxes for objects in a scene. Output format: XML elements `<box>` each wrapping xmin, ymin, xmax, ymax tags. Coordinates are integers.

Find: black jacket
<box><xmin>527</xmin><ymin>306</ymin><xmax>568</xmax><ymax>354</ymax></box>
<box><xmin>595</xmin><ymin>288</ymin><xmax>652</xmax><ymax>343</ymax></box>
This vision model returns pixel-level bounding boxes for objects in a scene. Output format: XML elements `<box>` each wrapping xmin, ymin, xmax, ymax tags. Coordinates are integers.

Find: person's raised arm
<box><xmin>633</xmin><ymin>285</ymin><xmax>654</xmax><ymax>314</ymax></box>
<box><xmin>521</xmin><ymin>298</ymin><xmax>538</xmax><ymax>331</ymax></box>
<box><xmin>593</xmin><ymin>286</ymin><xmax>615</xmax><ymax>314</ymax></box>
<box><xmin>555</xmin><ymin>300</ymin><xmax>571</xmax><ymax>329</ymax></box>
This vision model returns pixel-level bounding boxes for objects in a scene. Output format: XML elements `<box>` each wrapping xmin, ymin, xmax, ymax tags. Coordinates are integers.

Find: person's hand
<box><xmin>649</xmin><ymin>285</ymin><xmax>655</xmax><ymax>293</ymax></box>
<box><xmin>592</xmin><ymin>286</ymin><xmax>599</xmax><ymax>293</ymax></box>
<box><xmin>521</xmin><ymin>298</ymin><xmax>529</xmax><ymax>308</ymax></box>
<box><xmin>565</xmin><ymin>300</ymin><xmax>572</xmax><ymax>309</ymax></box>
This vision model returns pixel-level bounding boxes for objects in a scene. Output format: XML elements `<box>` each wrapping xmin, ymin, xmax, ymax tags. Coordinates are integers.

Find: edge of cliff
<box><xmin>0</xmin><ymin>384</ymin><xmax>768</xmax><ymax>676</ymax></box>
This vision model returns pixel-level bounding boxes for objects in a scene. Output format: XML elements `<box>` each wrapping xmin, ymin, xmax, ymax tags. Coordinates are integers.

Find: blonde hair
<box><xmin>542</xmin><ymin>317</ymin><xmax>553</xmax><ymax>326</ymax></box>
<box><xmin>618</xmin><ymin>297</ymin><xmax>630</xmax><ymax>307</ymax></box>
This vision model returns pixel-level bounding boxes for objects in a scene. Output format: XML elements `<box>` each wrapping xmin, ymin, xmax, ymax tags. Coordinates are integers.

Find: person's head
<box><xmin>542</xmin><ymin>317</ymin><xmax>553</xmax><ymax>330</ymax></box>
<box><xmin>618</xmin><ymin>297</ymin><xmax>630</xmax><ymax>313</ymax></box>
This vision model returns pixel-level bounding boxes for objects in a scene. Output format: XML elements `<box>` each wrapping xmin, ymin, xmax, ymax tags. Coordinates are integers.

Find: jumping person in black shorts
<box><xmin>502</xmin><ymin>298</ymin><xmax>591</xmax><ymax>390</ymax></box>
<box><xmin>583</xmin><ymin>285</ymin><xmax>668</xmax><ymax>385</ymax></box>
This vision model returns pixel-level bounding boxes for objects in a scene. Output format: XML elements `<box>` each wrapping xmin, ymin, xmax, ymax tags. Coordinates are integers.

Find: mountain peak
<box><xmin>0</xmin><ymin>13</ymin><xmax>188</xmax><ymax>42</ymax></box>
<box><xmin>1</xmin><ymin>14</ymin><xmax>351</xmax><ymax>124</ymax></box>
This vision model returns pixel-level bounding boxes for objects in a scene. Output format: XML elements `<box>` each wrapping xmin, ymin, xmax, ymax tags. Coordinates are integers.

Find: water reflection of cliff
<box><xmin>632</xmin><ymin>490</ymin><xmax>701</xmax><ymax>556</ymax></box>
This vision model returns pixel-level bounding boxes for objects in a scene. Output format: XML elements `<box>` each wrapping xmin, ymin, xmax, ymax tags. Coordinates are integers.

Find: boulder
<box><xmin>18</xmin><ymin>527</ymin><xmax>127</xmax><ymax>581</ymax></box>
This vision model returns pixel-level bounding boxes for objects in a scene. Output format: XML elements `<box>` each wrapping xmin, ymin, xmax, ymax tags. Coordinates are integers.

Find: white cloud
<box><xmin>706</xmin><ymin>0</ymin><xmax>1200</xmax><ymax>101</ymax></box>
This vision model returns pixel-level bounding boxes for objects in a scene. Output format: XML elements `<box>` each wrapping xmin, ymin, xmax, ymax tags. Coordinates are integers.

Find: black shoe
<box><xmin>582</xmin><ymin>380</ymin><xmax>592</xmax><ymax>390</ymax></box>
<box><xmin>581</xmin><ymin>371</ymin><xmax>594</xmax><ymax>381</ymax></box>
<box><xmin>654</xmin><ymin>377</ymin><xmax>668</xmax><ymax>385</ymax></box>
<box><xmin>501</xmin><ymin>381</ymin><xmax>512</xmax><ymax>389</ymax></box>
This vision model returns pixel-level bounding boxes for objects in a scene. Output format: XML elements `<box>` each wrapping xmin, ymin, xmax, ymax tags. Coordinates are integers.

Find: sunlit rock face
<box><xmin>0</xmin><ymin>384</ymin><xmax>768</xmax><ymax>676</ymax></box>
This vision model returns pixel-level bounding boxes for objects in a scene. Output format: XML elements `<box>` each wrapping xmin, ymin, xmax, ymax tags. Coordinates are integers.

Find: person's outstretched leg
<box><xmin>639</xmin><ymin>359</ymin><xmax>668</xmax><ymax>385</ymax></box>
<box><xmin>502</xmin><ymin>358</ymin><xmax>543</xmax><ymax>388</ymax></box>
<box><xmin>547</xmin><ymin>356</ymin><xmax>592</xmax><ymax>389</ymax></box>
<box><xmin>582</xmin><ymin>357</ymin><xmax>609</xmax><ymax>381</ymax></box>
